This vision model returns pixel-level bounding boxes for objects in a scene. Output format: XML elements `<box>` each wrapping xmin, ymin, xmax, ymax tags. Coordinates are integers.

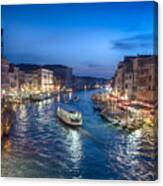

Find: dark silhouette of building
<box><xmin>16</xmin><ymin>64</ymin><xmax>73</xmax><ymax>88</ymax></box>
<box><xmin>43</xmin><ymin>65</ymin><xmax>73</xmax><ymax>88</ymax></box>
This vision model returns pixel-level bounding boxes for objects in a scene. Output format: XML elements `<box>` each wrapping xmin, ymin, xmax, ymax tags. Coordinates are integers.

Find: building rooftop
<box><xmin>43</xmin><ymin>64</ymin><xmax>72</xmax><ymax>69</ymax></box>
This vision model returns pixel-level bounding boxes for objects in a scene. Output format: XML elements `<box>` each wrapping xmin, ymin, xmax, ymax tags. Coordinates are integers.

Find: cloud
<box><xmin>112</xmin><ymin>42</ymin><xmax>136</xmax><ymax>50</ymax></box>
<box><xmin>120</xmin><ymin>34</ymin><xmax>152</xmax><ymax>42</ymax></box>
<box><xmin>111</xmin><ymin>33</ymin><xmax>153</xmax><ymax>50</ymax></box>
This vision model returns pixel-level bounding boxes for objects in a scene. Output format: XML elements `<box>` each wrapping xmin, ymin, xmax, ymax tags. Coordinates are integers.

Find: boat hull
<box><xmin>57</xmin><ymin>107</ymin><xmax>82</xmax><ymax>126</ymax></box>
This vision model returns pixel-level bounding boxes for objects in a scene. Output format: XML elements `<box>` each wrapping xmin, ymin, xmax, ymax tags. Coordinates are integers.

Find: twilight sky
<box><xmin>2</xmin><ymin>1</ymin><xmax>157</xmax><ymax>78</ymax></box>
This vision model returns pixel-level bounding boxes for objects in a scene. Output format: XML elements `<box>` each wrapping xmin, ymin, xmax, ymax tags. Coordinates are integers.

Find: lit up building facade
<box><xmin>113</xmin><ymin>55</ymin><xmax>158</xmax><ymax>104</ymax></box>
<box><xmin>21</xmin><ymin>68</ymin><xmax>54</xmax><ymax>94</ymax></box>
<box><xmin>37</xmin><ymin>68</ymin><xmax>54</xmax><ymax>92</ymax></box>
<box><xmin>1</xmin><ymin>29</ymin><xmax>10</xmax><ymax>96</ymax></box>
<box><xmin>8</xmin><ymin>64</ymin><xmax>19</xmax><ymax>95</ymax></box>
<box><xmin>132</xmin><ymin>55</ymin><xmax>158</xmax><ymax>104</ymax></box>
<box><xmin>1</xmin><ymin>60</ymin><xmax>20</xmax><ymax>97</ymax></box>
<box><xmin>1</xmin><ymin>59</ymin><xmax>10</xmax><ymax>95</ymax></box>
<box><xmin>43</xmin><ymin>65</ymin><xmax>73</xmax><ymax>88</ymax></box>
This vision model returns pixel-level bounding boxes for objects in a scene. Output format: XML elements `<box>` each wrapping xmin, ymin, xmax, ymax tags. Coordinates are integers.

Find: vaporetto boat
<box><xmin>57</xmin><ymin>104</ymin><xmax>82</xmax><ymax>126</ymax></box>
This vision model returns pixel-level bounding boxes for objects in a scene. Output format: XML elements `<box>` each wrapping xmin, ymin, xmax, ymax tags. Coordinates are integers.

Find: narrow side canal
<box><xmin>1</xmin><ymin>90</ymin><xmax>157</xmax><ymax>180</ymax></box>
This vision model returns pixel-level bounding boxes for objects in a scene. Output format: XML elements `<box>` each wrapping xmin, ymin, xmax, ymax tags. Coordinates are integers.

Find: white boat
<box><xmin>57</xmin><ymin>104</ymin><xmax>82</xmax><ymax>126</ymax></box>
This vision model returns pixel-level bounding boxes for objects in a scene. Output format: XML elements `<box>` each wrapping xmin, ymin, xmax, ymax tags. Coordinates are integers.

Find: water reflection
<box><xmin>1</xmin><ymin>90</ymin><xmax>157</xmax><ymax>180</ymax></box>
<box><xmin>126</xmin><ymin>129</ymin><xmax>142</xmax><ymax>155</ymax></box>
<box><xmin>19</xmin><ymin>104</ymin><xmax>28</xmax><ymax>121</ymax></box>
<box><xmin>68</xmin><ymin>92</ymin><xmax>72</xmax><ymax>100</ymax></box>
<box><xmin>2</xmin><ymin>137</ymin><xmax>12</xmax><ymax>159</ymax></box>
<box><xmin>66</xmin><ymin>129</ymin><xmax>82</xmax><ymax>163</ymax></box>
<box><xmin>56</xmin><ymin>94</ymin><xmax>60</xmax><ymax>102</ymax></box>
<box><xmin>125</xmin><ymin>128</ymin><xmax>157</xmax><ymax>180</ymax></box>
<box><xmin>15</xmin><ymin>104</ymin><xmax>29</xmax><ymax>136</ymax></box>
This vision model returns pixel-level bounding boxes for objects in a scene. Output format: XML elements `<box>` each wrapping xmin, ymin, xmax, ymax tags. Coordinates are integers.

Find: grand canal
<box><xmin>1</xmin><ymin>90</ymin><xmax>157</xmax><ymax>180</ymax></box>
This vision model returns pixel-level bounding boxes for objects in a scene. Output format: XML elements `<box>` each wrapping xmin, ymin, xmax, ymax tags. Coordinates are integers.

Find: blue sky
<box><xmin>1</xmin><ymin>1</ymin><xmax>157</xmax><ymax>78</ymax></box>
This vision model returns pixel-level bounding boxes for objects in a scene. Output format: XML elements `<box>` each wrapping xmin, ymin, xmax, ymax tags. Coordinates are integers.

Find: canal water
<box><xmin>1</xmin><ymin>90</ymin><xmax>157</xmax><ymax>180</ymax></box>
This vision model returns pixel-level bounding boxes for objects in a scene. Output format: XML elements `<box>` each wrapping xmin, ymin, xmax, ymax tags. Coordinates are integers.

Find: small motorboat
<box><xmin>57</xmin><ymin>104</ymin><xmax>82</xmax><ymax>126</ymax></box>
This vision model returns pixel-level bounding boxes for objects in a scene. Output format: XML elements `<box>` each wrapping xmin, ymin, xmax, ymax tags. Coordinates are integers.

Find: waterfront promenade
<box><xmin>91</xmin><ymin>91</ymin><xmax>157</xmax><ymax>131</ymax></box>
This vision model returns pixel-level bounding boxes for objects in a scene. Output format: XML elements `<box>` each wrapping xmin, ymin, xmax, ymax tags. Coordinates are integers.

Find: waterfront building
<box><xmin>133</xmin><ymin>55</ymin><xmax>158</xmax><ymax>104</ymax></box>
<box><xmin>1</xmin><ymin>29</ymin><xmax>10</xmax><ymax>96</ymax></box>
<box><xmin>113</xmin><ymin>55</ymin><xmax>158</xmax><ymax>105</ymax></box>
<box><xmin>24</xmin><ymin>73</ymin><xmax>33</xmax><ymax>89</ymax></box>
<box><xmin>18</xmin><ymin>71</ymin><xmax>34</xmax><ymax>96</ymax></box>
<box><xmin>123</xmin><ymin>57</ymin><xmax>135</xmax><ymax>100</ymax></box>
<box><xmin>21</xmin><ymin>69</ymin><xmax>54</xmax><ymax>94</ymax></box>
<box><xmin>18</xmin><ymin>70</ymin><xmax>26</xmax><ymax>91</ymax></box>
<box><xmin>36</xmin><ymin>68</ymin><xmax>54</xmax><ymax>93</ymax></box>
<box><xmin>43</xmin><ymin>65</ymin><xmax>73</xmax><ymax>88</ymax></box>
<box><xmin>114</xmin><ymin>61</ymin><xmax>125</xmax><ymax>97</ymax></box>
<box><xmin>114</xmin><ymin>56</ymin><xmax>137</xmax><ymax>99</ymax></box>
<box><xmin>53</xmin><ymin>78</ymin><xmax>61</xmax><ymax>92</ymax></box>
<box><xmin>1</xmin><ymin>58</ymin><xmax>10</xmax><ymax>96</ymax></box>
<box><xmin>14</xmin><ymin>63</ymin><xmax>72</xmax><ymax>89</ymax></box>
<box><xmin>8</xmin><ymin>64</ymin><xmax>19</xmax><ymax>96</ymax></box>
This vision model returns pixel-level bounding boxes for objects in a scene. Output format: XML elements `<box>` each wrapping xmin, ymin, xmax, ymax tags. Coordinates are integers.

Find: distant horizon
<box><xmin>4</xmin><ymin>53</ymin><xmax>157</xmax><ymax>79</ymax></box>
<box><xmin>14</xmin><ymin>62</ymin><xmax>110</xmax><ymax>80</ymax></box>
<box><xmin>7</xmin><ymin>53</ymin><xmax>157</xmax><ymax>80</ymax></box>
<box><xmin>2</xmin><ymin>1</ymin><xmax>157</xmax><ymax>78</ymax></box>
